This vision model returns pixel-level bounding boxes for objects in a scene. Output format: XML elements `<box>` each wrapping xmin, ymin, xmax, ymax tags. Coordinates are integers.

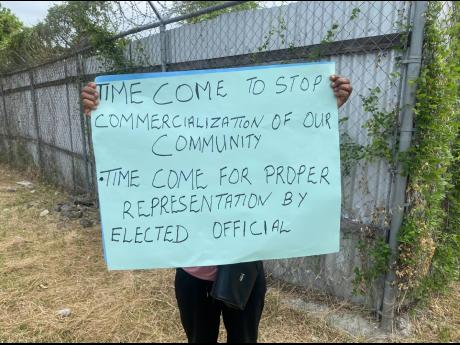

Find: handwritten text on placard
<box><xmin>92</xmin><ymin>62</ymin><xmax>341</xmax><ymax>270</ymax></box>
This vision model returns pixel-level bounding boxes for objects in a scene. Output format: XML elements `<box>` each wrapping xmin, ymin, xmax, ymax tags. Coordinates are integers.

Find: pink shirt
<box><xmin>183</xmin><ymin>266</ymin><xmax>218</xmax><ymax>281</ymax></box>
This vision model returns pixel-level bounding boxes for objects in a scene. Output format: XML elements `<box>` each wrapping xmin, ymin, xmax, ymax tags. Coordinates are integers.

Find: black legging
<box><xmin>175</xmin><ymin>264</ymin><xmax>267</xmax><ymax>343</ymax></box>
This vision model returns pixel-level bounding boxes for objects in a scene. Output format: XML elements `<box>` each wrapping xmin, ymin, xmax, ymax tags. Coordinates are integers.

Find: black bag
<box><xmin>211</xmin><ymin>261</ymin><xmax>260</xmax><ymax>311</ymax></box>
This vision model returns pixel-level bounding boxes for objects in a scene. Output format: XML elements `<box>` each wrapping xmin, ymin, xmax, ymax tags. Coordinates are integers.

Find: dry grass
<box><xmin>0</xmin><ymin>162</ymin><xmax>459</xmax><ymax>343</ymax></box>
<box><xmin>405</xmin><ymin>285</ymin><xmax>460</xmax><ymax>343</ymax></box>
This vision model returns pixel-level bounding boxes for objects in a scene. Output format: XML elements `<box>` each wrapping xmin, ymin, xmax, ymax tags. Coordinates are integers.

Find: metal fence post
<box><xmin>159</xmin><ymin>24</ymin><xmax>168</xmax><ymax>72</ymax></box>
<box><xmin>0</xmin><ymin>78</ymin><xmax>13</xmax><ymax>163</ymax></box>
<box><xmin>64</xmin><ymin>60</ymin><xmax>77</xmax><ymax>193</ymax></box>
<box><xmin>148</xmin><ymin>1</ymin><xmax>168</xmax><ymax>72</ymax></box>
<box><xmin>380</xmin><ymin>0</ymin><xmax>428</xmax><ymax>331</ymax></box>
<box><xmin>76</xmin><ymin>53</ymin><xmax>92</xmax><ymax>193</ymax></box>
<box><xmin>29</xmin><ymin>70</ymin><xmax>44</xmax><ymax>173</ymax></box>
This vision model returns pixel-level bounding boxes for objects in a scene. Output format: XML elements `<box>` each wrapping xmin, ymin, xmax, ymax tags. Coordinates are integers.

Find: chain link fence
<box><xmin>0</xmin><ymin>0</ymin><xmax>435</xmax><ymax>325</ymax></box>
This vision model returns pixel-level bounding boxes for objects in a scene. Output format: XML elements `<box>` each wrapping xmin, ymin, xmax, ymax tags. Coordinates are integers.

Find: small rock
<box><xmin>396</xmin><ymin>315</ymin><xmax>412</xmax><ymax>337</ymax></box>
<box><xmin>54</xmin><ymin>203</ymin><xmax>64</xmax><ymax>212</ymax></box>
<box><xmin>16</xmin><ymin>181</ymin><xmax>34</xmax><ymax>189</ymax></box>
<box><xmin>0</xmin><ymin>187</ymin><xmax>16</xmax><ymax>192</ymax></box>
<box><xmin>55</xmin><ymin>192</ymin><xmax>59</xmax><ymax>196</ymax></box>
<box><xmin>57</xmin><ymin>308</ymin><xmax>72</xmax><ymax>317</ymax></box>
<box><xmin>80</xmin><ymin>218</ymin><xmax>94</xmax><ymax>228</ymax></box>
<box><xmin>59</xmin><ymin>203</ymin><xmax>83</xmax><ymax>219</ymax></box>
<box><xmin>60</xmin><ymin>204</ymin><xmax>75</xmax><ymax>213</ymax></box>
<box><xmin>27</xmin><ymin>201</ymin><xmax>40</xmax><ymax>208</ymax></box>
<box><xmin>12</xmin><ymin>236</ymin><xmax>26</xmax><ymax>245</ymax></box>
<box><xmin>3</xmin><ymin>208</ymin><xmax>10</xmax><ymax>212</ymax></box>
<box><xmin>64</xmin><ymin>210</ymin><xmax>83</xmax><ymax>219</ymax></box>
<box><xmin>40</xmin><ymin>209</ymin><xmax>50</xmax><ymax>217</ymax></box>
<box><xmin>30</xmin><ymin>190</ymin><xmax>36</xmax><ymax>194</ymax></box>
<box><xmin>74</xmin><ymin>196</ymin><xmax>95</xmax><ymax>207</ymax></box>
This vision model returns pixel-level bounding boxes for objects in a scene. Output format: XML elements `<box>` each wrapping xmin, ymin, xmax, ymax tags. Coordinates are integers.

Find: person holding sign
<box><xmin>81</xmin><ymin>71</ymin><xmax>352</xmax><ymax>343</ymax></box>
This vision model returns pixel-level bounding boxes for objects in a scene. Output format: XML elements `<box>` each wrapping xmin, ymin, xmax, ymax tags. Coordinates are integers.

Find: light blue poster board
<box><xmin>92</xmin><ymin>62</ymin><xmax>341</xmax><ymax>271</ymax></box>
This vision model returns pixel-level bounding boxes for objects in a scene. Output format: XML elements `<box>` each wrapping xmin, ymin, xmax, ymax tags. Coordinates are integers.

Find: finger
<box><xmin>83</xmin><ymin>99</ymin><xmax>97</xmax><ymax>110</ymax></box>
<box><xmin>334</xmin><ymin>90</ymin><xmax>349</xmax><ymax>99</ymax></box>
<box><xmin>88</xmin><ymin>82</ymin><xmax>97</xmax><ymax>89</ymax></box>
<box><xmin>331</xmin><ymin>77</ymin><xmax>350</xmax><ymax>87</ymax></box>
<box><xmin>337</xmin><ymin>84</ymin><xmax>353</xmax><ymax>93</ymax></box>
<box><xmin>82</xmin><ymin>89</ymin><xmax>98</xmax><ymax>98</ymax></box>
<box><xmin>329</xmin><ymin>74</ymin><xmax>338</xmax><ymax>81</ymax></box>
<box><xmin>81</xmin><ymin>92</ymin><xmax>97</xmax><ymax>101</ymax></box>
<box><xmin>83</xmin><ymin>85</ymin><xmax>98</xmax><ymax>95</ymax></box>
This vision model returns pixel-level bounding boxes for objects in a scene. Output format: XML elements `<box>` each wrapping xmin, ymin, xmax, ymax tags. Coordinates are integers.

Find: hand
<box><xmin>330</xmin><ymin>75</ymin><xmax>352</xmax><ymax>108</ymax></box>
<box><xmin>81</xmin><ymin>82</ymin><xmax>99</xmax><ymax>117</ymax></box>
